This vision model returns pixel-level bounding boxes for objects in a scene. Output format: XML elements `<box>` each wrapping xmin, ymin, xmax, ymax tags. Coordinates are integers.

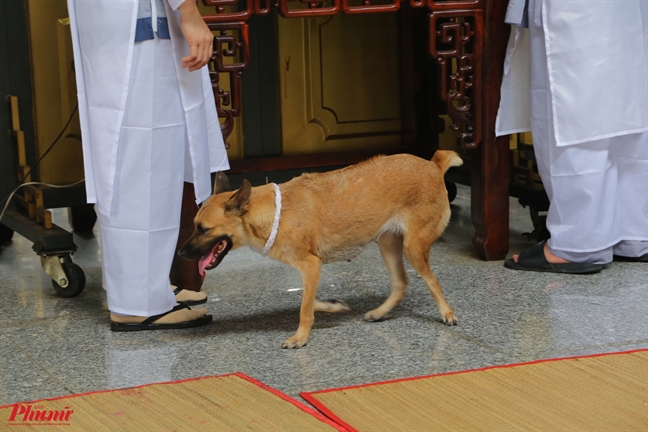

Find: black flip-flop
<box><xmin>504</xmin><ymin>241</ymin><xmax>603</xmax><ymax>275</ymax></box>
<box><xmin>613</xmin><ymin>253</ymin><xmax>648</xmax><ymax>263</ymax></box>
<box><xmin>110</xmin><ymin>303</ymin><xmax>212</xmax><ymax>332</ymax></box>
<box><xmin>173</xmin><ymin>287</ymin><xmax>207</xmax><ymax>306</ymax></box>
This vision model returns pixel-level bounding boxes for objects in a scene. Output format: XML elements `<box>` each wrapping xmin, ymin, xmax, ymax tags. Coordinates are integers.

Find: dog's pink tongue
<box><xmin>198</xmin><ymin>255</ymin><xmax>210</xmax><ymax>277</ymax></box>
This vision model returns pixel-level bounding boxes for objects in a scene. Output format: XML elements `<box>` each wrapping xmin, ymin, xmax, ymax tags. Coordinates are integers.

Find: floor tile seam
<box><xmin>0</xmin><ymin>329</ymin><xmax>76</xmax><ymax>396</ymax></box>
<box><xmin>0</xmin><ymin>313</ymin><xmax>98</xmax><ymax>330</ymax></box>
<box><xmin>562</xmin><ymin>340</ymin><xmax>648</xmax><ymax>354</ymax></box>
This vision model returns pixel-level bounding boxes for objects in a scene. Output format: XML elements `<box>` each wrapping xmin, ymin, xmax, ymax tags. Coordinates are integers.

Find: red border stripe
<box><xmin>234</xmin><ymin>373</ymin><xmax>349</xmax><ymax>431</ymax></box>
<box><xmin>300</xmin><ymin>392</ymin><xmax>358</xmax><ymax>432</ymax></box>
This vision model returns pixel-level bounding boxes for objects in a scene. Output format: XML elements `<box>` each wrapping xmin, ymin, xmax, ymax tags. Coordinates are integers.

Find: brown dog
<box><xmin>179</xmin><ymin>151</ymin><xmax>462</xmax><ymax>348</ymax></box>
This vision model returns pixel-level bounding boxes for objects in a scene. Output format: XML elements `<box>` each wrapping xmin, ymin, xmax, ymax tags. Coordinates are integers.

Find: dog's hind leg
<box><xmin>282</xmin><ymin>254</ymin><xmax>322</xmax><ymax>349</ymax></box>
<box><xmin>403</xmin><ymin>234</ymin><xmax>458</xmax><ymax>325</ymax></box>
<box><xmin>364</xmin><ymin>232</ymin><xmax>409</xmax><ymax>322</ymax></box>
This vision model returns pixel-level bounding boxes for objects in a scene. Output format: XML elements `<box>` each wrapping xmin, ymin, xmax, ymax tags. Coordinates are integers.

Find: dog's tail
<box><xmin>432</xmin><ymin>150</ymin><xmax>463</xmax><ymax>174</ymax></box>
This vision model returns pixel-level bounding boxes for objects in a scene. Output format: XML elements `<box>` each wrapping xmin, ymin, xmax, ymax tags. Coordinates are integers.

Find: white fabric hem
<box><xmin>554</xmin><ymin>126</ymin><xmax>648</xmax><ymax>147</ymax></box>
<box><xmin>548</xmin><ymin>236</ymin><xmax>648</xmax><ymax>254</ymax></box>
<box><xmin>495</xmin><ymin>127</ymin><xmax>531</xmax><ymax>138</ymax></box>
<box><xmin>210</xmin><ymin>156</ymin><xmax>230</xmax><ymax>174</ymax></box>
<box><xmin>194</xmin><ymin>160</ymin><xmax>231</xmax><ymax>206</ymax></box>
<box><xmin>109</xmin><ymin>303</ymin><xmax>177</xmax><ymax>317</ymax></box>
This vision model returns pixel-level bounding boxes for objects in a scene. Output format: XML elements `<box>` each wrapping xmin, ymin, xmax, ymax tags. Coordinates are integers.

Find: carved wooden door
<box><xmin>277</xmin><ymin>13</ymin><xmax>405</xmax><ymax>155</ymax></box>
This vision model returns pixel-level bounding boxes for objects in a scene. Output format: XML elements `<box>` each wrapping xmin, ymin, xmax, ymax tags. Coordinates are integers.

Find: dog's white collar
<box><xmin>261</xmin><ymin>183</ymin><xmax>281</xmax><ymax>255</ymax></box>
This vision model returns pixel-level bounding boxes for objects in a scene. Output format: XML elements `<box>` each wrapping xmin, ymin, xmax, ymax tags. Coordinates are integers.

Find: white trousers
<box><xmin>529</xmin><ymin>18</ymin><xmax>648</xmax><ymax>264</ymax></box>
<box><xmin>96</xmin><ymin>38</ymin><xmax>185</xmax><ymax>315</ymax></box>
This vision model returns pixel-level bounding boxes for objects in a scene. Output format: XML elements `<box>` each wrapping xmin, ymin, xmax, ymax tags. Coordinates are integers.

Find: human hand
<box><xmin>178</xmin><ymin>0</ymin><xmax>213</xmax><ymax>71</ymax></box>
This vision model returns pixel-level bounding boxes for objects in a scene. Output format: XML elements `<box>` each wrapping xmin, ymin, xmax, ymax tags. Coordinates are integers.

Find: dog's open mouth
<box><xmin>198</xmin><ymin>236</ymin><xmax>233</xmax><ymax>276</ymax></box>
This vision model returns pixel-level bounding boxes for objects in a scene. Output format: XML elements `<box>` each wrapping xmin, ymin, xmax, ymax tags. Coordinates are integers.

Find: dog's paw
<box><xmin>329</xmin><ymin>299</ymin><xmax>351</xmax><ymax>312</ymax></box>
<box><xmin>282</xmin><ymin>336</ymin><xmax>308</xmax><ymax>349</ymax></box>
<box><xmin>442</xmin><ymin>313</ymin><xmax>458</xmax><ymax>326</ymax></box>
<box><xmin>314</xmin><ymin>299</ymin><xmax>351</xmax><ymax>313</ymax></box>
<box><xmin>363</xmin><ymin>310</ymin><xmax>386</xmax><ymax>322</ymax></box>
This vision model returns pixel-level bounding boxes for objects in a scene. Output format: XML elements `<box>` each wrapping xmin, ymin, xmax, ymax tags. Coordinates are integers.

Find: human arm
<box><xmin>176</xmin><ymin>0</ymin><xmax>213</xmax><ymax>71</ymax></box>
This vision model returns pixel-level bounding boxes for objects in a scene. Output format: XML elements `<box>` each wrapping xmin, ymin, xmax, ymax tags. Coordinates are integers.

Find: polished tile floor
<box><xmin>1</xmin><ymin>184</ymin><xmax>646</xmax><ymax>407</ymax></box>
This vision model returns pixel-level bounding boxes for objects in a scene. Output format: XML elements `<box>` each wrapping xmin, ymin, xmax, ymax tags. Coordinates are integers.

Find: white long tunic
<box><xmin>67</xmin><ymin>0</ymin><xmax>229</xmax><ymax>215</ymax></box>
<box><xmin>497</xmin><ymin>0</ymin><xmax>648</xmax><ymax>146</ymax></box>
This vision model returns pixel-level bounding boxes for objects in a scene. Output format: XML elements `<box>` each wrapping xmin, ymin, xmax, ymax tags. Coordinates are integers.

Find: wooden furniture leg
<box><xmin>470</xmin><ymin>135</ymin><xmax>510</xmax><ymax>260</ymax></box>
<box><xmin>170</xmin><ymin>182</ymin><xmax>203</xmax><ymax>291</ymax></box>
<box><xmin>470</xmin><ymin>2</ymin><xmax>510</xmax><ymax>261</ymax></box>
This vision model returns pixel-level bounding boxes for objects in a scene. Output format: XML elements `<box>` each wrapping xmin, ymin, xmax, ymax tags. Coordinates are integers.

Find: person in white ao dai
<box><xmin>498</xmin><ymin>0</ymin><xmax>648</xmax><ymax>274</ymax></box>
<box><xmin>68</xmin><ymin>0</ymin><xmax>230</xmax><ymax>328</ymax></box>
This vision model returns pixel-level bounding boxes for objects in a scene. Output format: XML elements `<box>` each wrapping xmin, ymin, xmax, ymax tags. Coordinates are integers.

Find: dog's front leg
<box><xmin>282</xmin><ymin>255</ymin><xmax>322</xmax><ymax>349</ymax></box>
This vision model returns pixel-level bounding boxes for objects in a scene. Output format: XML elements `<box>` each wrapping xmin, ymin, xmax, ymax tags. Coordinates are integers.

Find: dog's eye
<box><xmin>197</xmin><ymin>224</ymin><xmax>210</xmax><ymax>234</ymax></box>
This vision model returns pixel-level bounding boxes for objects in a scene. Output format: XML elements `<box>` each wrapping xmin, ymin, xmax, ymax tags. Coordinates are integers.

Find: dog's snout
<box><xmin>177</xmin><ymin>238</ymin><xmax>205</xmax><ymax>261</ymax></box>
<box><xmin>177</xmin><ymin>248</ymin><xmax>187</xmax><ymax>258</ymax></box>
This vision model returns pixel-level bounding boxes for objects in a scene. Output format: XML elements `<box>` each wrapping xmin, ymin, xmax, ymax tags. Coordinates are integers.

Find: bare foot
<box><xmin>110</xmin><ymin>306</ymin><xmax>208</xmax><ymax>325</ymax></box>
<box><xmin>512</xmin><ymin>243</ymin><xmax>570</xmax><ymax>264</ymax></box>
<box><xmin>173</xmin><ymin>286</ymin><xmax>207</xmax><ymax>304</ymax></box>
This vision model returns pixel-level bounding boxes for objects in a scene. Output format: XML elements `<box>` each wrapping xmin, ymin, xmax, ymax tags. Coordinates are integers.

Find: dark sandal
<box><xmin>504</xmin><ymin>241</ymin><xmax>603</xmax><ymax>275</ymax></box>
<box><xmin>173</xmin><ymin>287</ymin><xmax>207</xmax><ymax>306</ymax></box>
<box><xmin>110</xmin><ymin>303</ymin><xmax>212</xmax><ymax>332</ymax></box>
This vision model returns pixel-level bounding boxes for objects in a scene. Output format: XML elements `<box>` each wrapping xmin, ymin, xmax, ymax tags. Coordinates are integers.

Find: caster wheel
<box><xmin>0</xmin><ymin>224</ymin><xmax>14</xmax><ymax>245</ymax></box>
<box><xmin>68</xmin><ymin>205</ymin><xmax>97</xmax><ymax>233</ymax></box>
<box><xmin>446</xmin><ymin>181</ymin><xmax>457</xmax><ymax>203</ymax></box>
<box><xmin>52</xmin><ymin>262</ymin><xmax>86</xmax><ymax>298</ymax></box>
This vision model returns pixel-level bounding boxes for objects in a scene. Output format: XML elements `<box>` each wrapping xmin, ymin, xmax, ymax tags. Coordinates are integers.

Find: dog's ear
<box><xmin>224</xmin><ymin>179</ymin><xmax>251</xmax><ymax>214</ymax></box>
<box><xmin>214</xmin><ymin>172</ymin><xmax>232</xmax><ymax>195</ymax></box>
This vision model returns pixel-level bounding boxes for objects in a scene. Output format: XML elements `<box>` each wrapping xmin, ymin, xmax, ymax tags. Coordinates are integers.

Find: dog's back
<box><xmin>278</xmin><ymin>151</ymin><xmax>462</xmax><ymax>263</ymax></box>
